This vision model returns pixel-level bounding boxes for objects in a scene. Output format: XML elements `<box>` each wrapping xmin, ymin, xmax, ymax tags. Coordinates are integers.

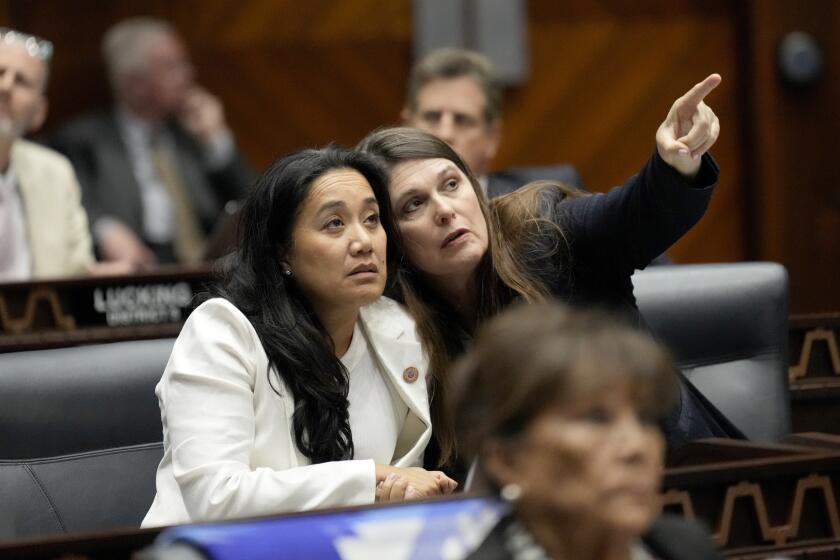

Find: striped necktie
<box><xmin>149</xmin><ymin>137</ymin><xmax>205</xmax><ymax>264</ymax></box>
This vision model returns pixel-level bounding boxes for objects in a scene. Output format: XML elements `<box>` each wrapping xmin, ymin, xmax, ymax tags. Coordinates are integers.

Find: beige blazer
<box><xmin>13</xmin><ymin>139</ymin><xmax>93</xmax><ymax>278</ymax></box>
<box><xmin>142</xmin><ymin>296</ymin><xmax>431</xmax><ymax>527</ymax></box>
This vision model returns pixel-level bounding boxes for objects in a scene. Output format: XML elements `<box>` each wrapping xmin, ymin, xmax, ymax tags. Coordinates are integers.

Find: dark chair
<box><xmin>633</xmin><ymin>262</ymin><xmax>790</xmax><ymax>442</ymax></box>
<box><xmin>0</xmin><ymin>338</ymin><xmax>173</xmax><ymax>540</ymax></box>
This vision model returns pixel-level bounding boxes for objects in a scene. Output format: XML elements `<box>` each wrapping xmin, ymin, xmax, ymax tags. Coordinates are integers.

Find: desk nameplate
<box><xmin>0</xmin><ymin>267</ymin><xmax>214</xmax><ymax>352</ymax></box>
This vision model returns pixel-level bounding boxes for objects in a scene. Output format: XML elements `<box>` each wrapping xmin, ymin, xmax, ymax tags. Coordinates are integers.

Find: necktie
<box><xmin>150</xmin><ymin>140</ymin><xmax>205</xmax><ymax>264</ymax></box>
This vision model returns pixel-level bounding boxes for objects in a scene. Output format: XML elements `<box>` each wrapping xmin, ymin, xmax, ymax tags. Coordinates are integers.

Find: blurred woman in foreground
<box><xmin>451</xmin><ymin>303</ymin><xmax>722</xmax><ymax>560</ymax></box>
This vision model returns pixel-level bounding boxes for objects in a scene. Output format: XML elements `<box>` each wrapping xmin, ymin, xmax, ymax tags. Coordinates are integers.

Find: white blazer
<box><xmin>142</xmin><ymin>296</ymin><xmax>431</xmax><ymax>527</ymax></box>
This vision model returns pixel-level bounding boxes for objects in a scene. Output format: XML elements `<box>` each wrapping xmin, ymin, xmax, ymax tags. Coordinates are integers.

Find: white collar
<box><xmin>116</xmin><ymin>105</ymin><xmax>158</xmax><ymax>144</ymax></box>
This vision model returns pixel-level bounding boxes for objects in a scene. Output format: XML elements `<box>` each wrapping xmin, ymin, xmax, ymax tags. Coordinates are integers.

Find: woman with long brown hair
<box><xmin>358</xmin><ymin>74</ymin><xmax>742</xmax><ymax>476</ymax></box>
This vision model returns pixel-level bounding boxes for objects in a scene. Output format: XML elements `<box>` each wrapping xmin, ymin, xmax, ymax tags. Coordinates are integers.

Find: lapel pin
<box><xmin>403</xmin><ymin>366</ymin><xmax>419</xmax><ymax>384</ymax></box>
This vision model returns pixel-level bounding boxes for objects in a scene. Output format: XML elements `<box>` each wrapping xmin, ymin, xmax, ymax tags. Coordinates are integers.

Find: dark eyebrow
<box><xmin>437</xmin><ymin>164</ymin><xmax>458</xmax><ymax>180</ymax></box>
<box><xmin>316</xmin><ymin>197</ymin><xmax>379</xmax><ymax>216</ymax></box>
<box><xmin>315</xmin><ymin>200</ymin><xmax>346</xmax><ymax>215</ymax></box>
<box><xmin>394</xmin><ymin>187</ymin><xmax>422</xmax><ymax>208</ymax></box>
<box><xmin>394</xmin><ymin>165</ymin><xmax>459</xmax><ymax>207</ymax></box>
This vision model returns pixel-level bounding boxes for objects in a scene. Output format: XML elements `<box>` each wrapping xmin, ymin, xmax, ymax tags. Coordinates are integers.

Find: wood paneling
<box><xmin>2</xmin><ymin>1</ymin><xmax>757</xmax><ymax>274</ymax></box>
<box><xmin>746</xmin><ymin>1</ymin><xmax>840</xmax><ymax>313</ymax></box>
<box><xmin>503</xmin><ymin>0</ymin><xmax>745</xmax><ymax>264</ymax></box>
<box><xmin>4</xmin><ymin>0</ymin><xmax>413</xmax><ymax>166</ymax></box>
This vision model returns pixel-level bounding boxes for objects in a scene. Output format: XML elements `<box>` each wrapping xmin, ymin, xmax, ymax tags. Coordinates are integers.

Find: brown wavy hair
<box><xmin>358</xmin><ymin>127</ymin><xmax>584</xmax><ymax>466</ymax></box>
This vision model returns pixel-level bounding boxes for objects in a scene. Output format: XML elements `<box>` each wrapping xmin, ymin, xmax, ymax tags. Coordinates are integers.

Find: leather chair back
<box><xmin>633</xmin><ymin>262</ymin><xmax>790</xmax><ymax>442</ymax></box>
<box><xmin>0</xmin><ymin>443</ymin><xmax>163</xmax><ymax>539</ymax></box>
<box><xmin>0</xmin><ymin>338</ymin><xmax>173</xmax><ymax>540</ymax></box>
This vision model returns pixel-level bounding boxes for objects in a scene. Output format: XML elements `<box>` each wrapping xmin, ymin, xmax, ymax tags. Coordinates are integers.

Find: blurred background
<box><xmin>1</xmin><ymin>0</ymin><xmax>837</xmax><ymax>313</ymax></box>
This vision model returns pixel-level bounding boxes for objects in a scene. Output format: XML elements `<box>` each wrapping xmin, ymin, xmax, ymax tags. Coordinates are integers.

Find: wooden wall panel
<box><xmin>747</xmin><ymin>1</ymin><xmax>840</xmax><ymax>313</ymax></box>
<box><xmin>502</xmin><ymin>0</ymin><xmax>744</xmax><ymax>264</ymax></box>
<box><xmin>3</xmin><ymin>1</ymin><xmax>747</xmax><ymax>268</ymax></box>
<box><xmin>3</xmin><ymin>0</ymin><xmax>413</xmax><ymax>167</ymax></box>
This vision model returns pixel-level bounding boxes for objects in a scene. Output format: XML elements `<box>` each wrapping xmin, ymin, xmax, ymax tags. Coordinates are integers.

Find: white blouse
<box><xmin>343</xmin><ymin>322</ymin><xmax>409</xmax><ymax>464</ymax></box>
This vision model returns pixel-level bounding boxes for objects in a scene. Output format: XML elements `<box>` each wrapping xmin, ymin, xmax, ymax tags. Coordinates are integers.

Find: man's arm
<box><xmin>179</xmin><ymin>87</ymin><xmax>253</xmax><ymax>201</ymax></box>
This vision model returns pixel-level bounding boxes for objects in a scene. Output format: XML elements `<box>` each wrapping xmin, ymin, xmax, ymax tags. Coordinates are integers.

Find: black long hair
<box><xmin>212</xmin><ymin>146</ymin><xmax>398</xmax><ymax>464</ymax></box>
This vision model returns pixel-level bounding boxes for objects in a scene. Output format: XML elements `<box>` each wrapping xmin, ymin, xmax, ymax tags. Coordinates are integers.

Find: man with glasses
<box><xmin>0</xmin><ymin>28</ymin><xmax>94</xmax><ymax>281</ymax></box>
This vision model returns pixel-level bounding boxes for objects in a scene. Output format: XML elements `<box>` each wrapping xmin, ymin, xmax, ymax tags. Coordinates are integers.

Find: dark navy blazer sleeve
<box><xmin>561</xmin><ymin>149</ymin><xmax>719</xmax><ymax>276</ymax></box>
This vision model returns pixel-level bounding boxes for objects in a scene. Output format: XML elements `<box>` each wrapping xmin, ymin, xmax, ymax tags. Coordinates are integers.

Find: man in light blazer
<box><xmin>50</xmin><ymin>18</ymin><xmax>252</xmax><ymax>268</ymax></box>
<box><xmin>0</xmin><ymin>28</ymin><xmax>94</xmax><ymax>282</ymax></box>
<box><xmin>400</xmin><ymin>48</ymin><xmax>582</xmax><ymax>198</ymax></box>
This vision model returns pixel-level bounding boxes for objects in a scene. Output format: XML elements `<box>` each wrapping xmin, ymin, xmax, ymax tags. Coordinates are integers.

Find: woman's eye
<box><xmin>444</xmin><ymin>179</ymin><xmax>458</xmax><ymax>191</ymax></box>
<box><xmin>365</xmin><ymin>213</ymin><xmax>381</xmax><ymax>225</ymax></box>
<box><xmin>324</xmin><ymin>218</ymin><xmax>343</xmax><ymax>230</ymax></box>
<box><xmin>403</xmin><ymin>199</ymin><xmax>423</xmax><ymax>214</ymax></box>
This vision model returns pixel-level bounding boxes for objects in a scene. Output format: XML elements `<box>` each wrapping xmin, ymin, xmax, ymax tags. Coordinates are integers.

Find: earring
<box><xmin>500</xmin><ymin>483</ymin><xmax>522</xmax><ymax>502</ymax></box>
<box><xmin>283</xmin><ymin>268</ymin><xmax>293</xmax><ymax>278</ymax></box>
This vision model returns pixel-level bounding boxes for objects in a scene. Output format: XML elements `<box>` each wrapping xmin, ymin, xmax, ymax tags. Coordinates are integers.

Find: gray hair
<box><xmin>0</xmin><ymin>27</ymin><xmax>52</xmax><ymax>91</ymax></box>
<box><xmin>405</xmin><ymin>48</ymin><xmax>503</xmax><ymax>123</ymax></box>
<box><xmin>101</xmin><ymin>17</ymin><xmax>175</xmax><ymax>89</ymax></box>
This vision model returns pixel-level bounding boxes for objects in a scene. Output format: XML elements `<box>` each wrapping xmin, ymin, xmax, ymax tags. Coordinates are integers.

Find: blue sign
<box><xmin>154</xmin><ymin>496</ymin><xmax>507</xmax><ymax>560</ymax></box>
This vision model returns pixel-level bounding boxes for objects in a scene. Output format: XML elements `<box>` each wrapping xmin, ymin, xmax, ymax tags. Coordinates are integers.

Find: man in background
<box><xmin>0</xmin><ymin>27</ymin><xmax>94</xmax><ymax>281</ymax></box>
<box><xmin>401</xmin><ymin>47</ymin><xmax>582</xmax><ymax>198</ymax></box>
<box><xmin>51</xmin><ymin>18</ymin><xmax>252</xmax><ymax>268</ymax></box>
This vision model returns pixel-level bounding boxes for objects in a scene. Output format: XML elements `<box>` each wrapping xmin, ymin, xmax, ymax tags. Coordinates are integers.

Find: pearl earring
<box><xmin>500</xmin><ymin>483</ymin><xmax>522</xmax><ymax>502</ymax></box>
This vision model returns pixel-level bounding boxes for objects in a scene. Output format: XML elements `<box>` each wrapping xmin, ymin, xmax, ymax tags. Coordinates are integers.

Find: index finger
<box><xmin>678</xmin><ymin>73</ymin><xmax>722</xmax><ymax>110</ymax></box>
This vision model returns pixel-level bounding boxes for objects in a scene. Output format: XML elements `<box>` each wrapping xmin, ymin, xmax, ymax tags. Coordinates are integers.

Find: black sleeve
<box><xmin>559</xmin><ymin>149</ymin><xmax>718</xmax><ymax>276</ymax></box>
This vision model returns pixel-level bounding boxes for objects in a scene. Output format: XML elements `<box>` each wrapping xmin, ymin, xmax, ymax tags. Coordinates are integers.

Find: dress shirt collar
<box><xmin>116</xmin><ymin>105</ymin><xmax>159</xmax><ymax>147</ymax></box>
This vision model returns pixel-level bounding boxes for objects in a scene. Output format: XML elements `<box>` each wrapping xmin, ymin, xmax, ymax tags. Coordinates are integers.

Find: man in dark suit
<box><xmin>400</xmin><ymin>48</ymin><xmax>582</xmax><ymax>198</ymax></box>
<box><xmin>50</xmin><ymin>18</ymin><xmax>251</xmax><ymax>268</ymax></box>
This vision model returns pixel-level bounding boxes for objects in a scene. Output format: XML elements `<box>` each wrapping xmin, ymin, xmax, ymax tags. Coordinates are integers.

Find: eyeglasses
<box><xmin>0</xmin><ymin>28</ymin><xmax>53</xmax><ymax>61</ymax></box>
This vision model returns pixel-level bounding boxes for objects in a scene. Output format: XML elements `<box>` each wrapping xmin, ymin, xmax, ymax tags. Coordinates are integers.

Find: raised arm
<box><xmin>561</xmin><ymin>74</ymin><xmax>723</xmax><ymax>273</ymax></box>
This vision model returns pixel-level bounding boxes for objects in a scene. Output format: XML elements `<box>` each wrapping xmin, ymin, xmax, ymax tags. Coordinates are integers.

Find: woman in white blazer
<box><xmin>142</xmin><ymin>147</ymin><xmax>456</xmax><ymax>528</ymax></box>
